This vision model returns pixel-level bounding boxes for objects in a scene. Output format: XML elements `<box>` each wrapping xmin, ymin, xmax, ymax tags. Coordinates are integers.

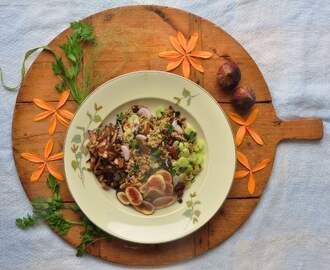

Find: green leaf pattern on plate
<box><xmin>71</xmin><ymin>103</ymin><xmax>103</xmax><ymax>181</ymax></box>
<box><xmin>183</xmin><ymin>192</ymin><xmax>201</xmax><ymax>224</ymax></box>
<box><xmin>174</xmin><ymin>88</ymin><xmax>199</xmax><ymax>106</ymax></box>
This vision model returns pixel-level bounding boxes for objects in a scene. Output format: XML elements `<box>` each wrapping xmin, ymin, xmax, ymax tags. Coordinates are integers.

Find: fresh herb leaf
<box><xmin>166</xmin><ymin>123</ymin><xmax>174</xmax><ymax>134</ymax></box>
<box><xmin>186</xmin><ymin>131</ymin><xmax>197</xmax><ymax>142</ymax></box>
<box><xmin>116</xmin><ymin>112</ymin><xmax>124</xmax><ymax>123</ymax></box>
<box><xmin>55</xmin><ymin>82</ymin><xmax>65</xmax><ymax>92</ymax></box>
<box><xmin>151</xmin><ymin>147</ymin><xmax>161</xmax><ymax>161</ymax></box>
<box><xmin>16</xmin><ymin>214</ymin><xmax>38</xmax><ymax>229</ymax></box>
<box><xmin>130</xmin><ymin>139</ymin><xmax>140</xmax><ymax>150</ymax></box>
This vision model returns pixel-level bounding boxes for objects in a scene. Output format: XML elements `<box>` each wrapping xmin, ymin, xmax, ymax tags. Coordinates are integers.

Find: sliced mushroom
<box><xmin>172</xmin><ymin>120</ymin><xmax>184</xmax><ymax>134</ymax></box>
<box><xmin>121</xmin><ymin>145</ymin><xmax>130</xmax><ymax>161</ymax></box>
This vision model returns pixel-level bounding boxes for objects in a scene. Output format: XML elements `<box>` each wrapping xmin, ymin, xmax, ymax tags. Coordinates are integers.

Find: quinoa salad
<box><xmin>86</xmin><ymin>105</ymin><xmax>205</xmax><ymax>215</ymax></box>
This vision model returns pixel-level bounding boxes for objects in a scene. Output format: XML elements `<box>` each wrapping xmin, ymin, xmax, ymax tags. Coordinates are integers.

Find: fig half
<box><xmin>134</xmin><ymin>200</ymin><xmax>155</xmax><ymax>215</ymax></box>
<box><xmin>125</xmin><ymin>186</ymin><xmax>143</xmax><ymax>206</ymax></box>
<box><xmin>153</xmin><ymin>195</ymin><xmax>177</xmax><ymax>209</ymax></box>
<box><xmin>155</xmin><ymin>169</ymin><xmax>173</xmax><ymax>184</ymax></box>
<box><xmin>144</xmin><ymin>188</ymin><xmax>165</xmax><ymax>202</ymax></box>
<box><xmin>139</xmin><ymin>174</ymin><xmax>166</xmax><ymax>194</ymax></box>
<box><xmin>116</xmin><ymin>191</ymin><xmax>130</xmax><ymax>205</ymax></box>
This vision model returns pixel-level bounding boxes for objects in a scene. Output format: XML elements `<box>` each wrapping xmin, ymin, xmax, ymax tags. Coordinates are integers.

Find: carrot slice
<box><xmin>228</xmin><ymin>112</ymin><xmax>245</xmax><ymax>126</ymax></box>
<box><xmin>188</xmin><ymin>56</ymin><xmax>204</xmax><ymax>73</ymax></box>
<box><xmin>235</xmin><ymin>126</ymin><xmax>246</xmax><ymax>146</ymax></box>
<box><xmin>166</xmin><ymin>57</ymin><xmax>184</xmax><ymax>71</ymax></box>
<box><xmin>186</xmin><ymin>32</ymin><xmax>198</xmax><ymax>53</ymax></box>
<box><xmin>235</xmin><ymin>170</ymin><xmax>249</xmax><ymax>179</ymax></box>
<box><xmin>48</xmin><ymin>115</ymin><xmax>57</xmax><ymax>135</ymax></box>
<box><xmin>33</xmin><ymin>98</ymin><xmax>54</xmax><ymax>111</ymax></box>
<box><xmin>182</xmin><ymin>57</ymin><xmax>190</xmax><ymax>78</ymax></box>
<box><xmin>21</xmin><ymin>153</ymin><xmax>44</xmax><ymax>163</ymax></box>
<box><xmin>159</xmin><ymin>51</ymin><xmax>182</xmax><ymax>59</ymax></box>
<box><xmin>177</xmin><ymin>32</ymin><xmax>187</xmax><ymax>51</ymax></box>
<box><xmin>247</xmin><ymin>172</ymin><xmax>256</xmax><ymax>194</ymax></box>
<box><xmin>46</xmin><ymin>164</ymin><xmax>64</xmax><ymax>181</ymax></box>
<box><xmin>236</xmin><ymin>151</ymin><xmax>251</xmax><ymax>170</ymax></box>
<box><xmin>33</xmin><ymin>111</ymin><xmax>53</xmax><ymax>121</ymax></box>
<box><xmin>253</xmin><ymin>159</ymin><xmax>271</xmax><ymax>172</ymax></box>
<box><xmin>245</xmin><ymin>107</ymin><xmax>259</xmax><ymax>126</ymax></box>
<box><xmin>44</xmin><ymin>139</ymin><xmax>54</xmax><ymax>159</ymax></box>
<box><xmin>246</xmin><ymin>127</ymin><xmax>264</xmax><ymax>145</ymax></box>
<box><xmin>57</xmin><ymin>91</ymin><xmax>70</xmax><ymax>109</ymax></box>
<box><xmin>169</xmin><ymin>36</ymin><xmax>185</xmax><ymax>54</ymax></box>
<box><xmin>30</xmin><ymin>164</ymin><xmax>45</xmax><ymax>182</ymax></box>
<box><xmin>189</xmin><ymin>50</ymin><xmax>213</xmax><ymax>59</ymax></box>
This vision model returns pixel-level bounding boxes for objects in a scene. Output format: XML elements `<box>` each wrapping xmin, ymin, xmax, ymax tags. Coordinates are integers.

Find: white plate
<box><xmin>64</xmin><ymin>71</ymin><xmax>236</xmax><ymax>244</ymax></box>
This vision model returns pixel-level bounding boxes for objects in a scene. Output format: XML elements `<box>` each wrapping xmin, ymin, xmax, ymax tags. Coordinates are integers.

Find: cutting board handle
<box><xmin>277</xmin><ymin>118</ymin><xmax>323</xmax><ymax>142</ymax></box>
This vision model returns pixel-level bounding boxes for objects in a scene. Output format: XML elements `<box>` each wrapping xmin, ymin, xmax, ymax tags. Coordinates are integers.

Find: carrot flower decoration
<box><xmin>235</xmin><ymin>151</ymin><xmax>271</xmax><ymax>194</ymax></box>
<box><xmin>21</xmin><ymin>139</ymin><xmax>64</xmax><ymax>181</ymax></box>
<box><xmin>159</xmin><ymin>32</ymin><xmax>213</xmax><ymax>78</ymax></box>
<box><xmin>228</xmin><ymin>107</ymin><xmax>264</xmax><ymax>146</ymax></box>
<box><xmin>33</xmin><ymin>91</ymin><xmax>74</xmax><ymax>135</ymax></box>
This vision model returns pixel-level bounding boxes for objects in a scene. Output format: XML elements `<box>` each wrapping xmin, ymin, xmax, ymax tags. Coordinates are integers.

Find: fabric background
<box><xmin>0</xmin><ymin>1</ymin><xmax>329</xmax><ymax>269</ymax></box>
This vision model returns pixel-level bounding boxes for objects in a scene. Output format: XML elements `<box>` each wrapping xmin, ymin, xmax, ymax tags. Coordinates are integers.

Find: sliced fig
<box><xmin>153</xmin><ymin>195</ymin><xmax>177</xmax><ymax>209</ymax></box>
<box><xmin>156</xmin><ymin>169</ymin><xmax>173</xmax><ymax>184</ymax></box>
<box><xmin>164</xmin><ymin>183</ymin><xmax>174</xmax><ymax>194</ymax></box>
<box><xmin>125</xmin><ymin>186</ymin><xmax>143</xmax><ymax>206</ymax></box>
<box><xmin>116</xmin><ymin>192</ymin><xmax>130</xmax><ymax>205</ymax></box>
<box><xmin>144</xmin><ymin>188</ymin><xmax>165</xmax><ymax>202</ymax></box>
<box><xmin>134</xmin><ymin>200</ymin><xmax>155</xmax><ymax>215</ymax></box>
<box><xmin>147</xmin><ymin>174</ymin><xmax>166</xmax><ymax>191</ymax></box>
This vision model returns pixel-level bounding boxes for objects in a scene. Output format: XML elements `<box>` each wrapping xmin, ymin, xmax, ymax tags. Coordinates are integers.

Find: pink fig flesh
<box><xmin>134</xmin><ymin>200</ymin><xmax>155</xmax><ymax>215</ymax></box>
<box><xmin>116</xmin><ymin>192</ymin><xmax>130</xmax><ymax>205</ymax></box>
<box><xmin>125</xmin><ymin>186</ymin><xmax>143</xmax><ymax>206</ymax></box>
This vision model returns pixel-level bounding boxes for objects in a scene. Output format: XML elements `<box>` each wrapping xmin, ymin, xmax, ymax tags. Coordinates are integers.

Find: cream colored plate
<box><xmin>64</xmin><ymin>71</ymin><xmax>236</xmax><ymax>244</ymax></box>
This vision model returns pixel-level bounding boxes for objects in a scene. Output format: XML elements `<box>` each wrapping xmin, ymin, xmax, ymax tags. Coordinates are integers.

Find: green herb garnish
<box><xmin>151</xmin><ymin>147</ymin><xmax>161</xmax><ymax>161</ymax></box>
<box><xmin>116</xmin><ymin>112</ymin><xmax>124</xmax><ymax>123</ymax></box>
<box><xmin>186</xmin><ymin>131</ymin><xmax>197</xmax><ymax>142</ymax></box>
<box><xmin>130</xmin><ymin>139</ymin><xmax>140</xmax><ymax>150</ymax></box>
<box><xmin>166</xmin><ymin>123</ymin><xmax>174</xmax><ymax>133</ymax></box>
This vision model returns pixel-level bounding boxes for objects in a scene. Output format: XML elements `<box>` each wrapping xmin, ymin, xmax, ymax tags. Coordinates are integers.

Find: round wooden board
<box><xmin>12</xmin><ymin>5</ymin><xmax>323</xmax><ymax>266</ymax></box>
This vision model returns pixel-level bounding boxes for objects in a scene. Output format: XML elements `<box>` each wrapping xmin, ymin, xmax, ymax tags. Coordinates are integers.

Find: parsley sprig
<box><xmin>52</xmin><ymin>21</ymin><xmax>95</xmax><ymax>103</ymax></box>
<box><xmin>16</xmin><ymin>174</ymin><xmax>111</xmax><ymax>256</ymax></box>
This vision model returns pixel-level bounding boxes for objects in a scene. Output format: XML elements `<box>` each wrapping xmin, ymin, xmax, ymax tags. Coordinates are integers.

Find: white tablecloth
<box><xmin>1</xmin><ymin>1</ymin><xmax>329</xmax><ymax>269</ymax></box>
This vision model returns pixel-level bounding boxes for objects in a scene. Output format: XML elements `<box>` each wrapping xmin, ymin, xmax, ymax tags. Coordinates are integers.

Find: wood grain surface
<box><xmin>12</xmin><ymin>5</ymin><xmax>323</xmax><ymax>266</ymax></box>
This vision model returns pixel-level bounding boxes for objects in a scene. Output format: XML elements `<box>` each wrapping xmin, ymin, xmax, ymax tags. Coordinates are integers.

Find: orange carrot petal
<box><xmin>228</xmin><ymin>112</ymin><xmax>246</xmax><ymax>125</ymax></box>
<box><xmin>253</xmin><ymin>159</ymin><xmax>271</xmax><ymax>172</ymax></box>
<box><xmin>33</xmin><ymin>111</ymin><xmax>53</xmax><ymax>121</ymax></box>
<box><xmin>236</xmin><ymin>151</ymin><xmax>251</xmax><ymax>170</ymax></box>
<box><xmin>247</xmin><ymin>172</ymin><xmax>256</xmax><ymax>194</ymax></box>
<box><xmin>188</xmin><ymin>56</ymin><xmax>204</xmax><ymax>73</ymax></box>
<box><xmin>246</xmin><ymin>127</ymin><xmax>264</xmax><ymax>145</ymax></box>
<box><xmin>189</xmin><ymin>50</ymin><xmax>213</xmax><ymax>59</ymax></box>
<box><xmin>57</xmin><ymin>109</ymin><xmax>74</xmax><ymax>120</ymax></box>
<box><xmin>21</xmin><ymin>153</ymin><xmax>44</xmax><ymax>163</ymax></box>
<box><xmin>159</xmin><ymin>50</ymin><xmax>182</xmax><ymax>59</ymax></box>
<box><xmin>44</xmin><ymin>139</ymin><xmax>54</xmax><ymax>159</ymax></box>
<box><xmin>245</xmin><ymin>107</ymin><xmax>259</xmax><ymax>126</ymax></box>
<box><xmin>33</xmin><ymin>98</ymin><xmax>54</xmax><ymax>111</ymax></box>
<box><xmin>30</xmin><ymin>164</ymin><xmax>46</xmax><ymax>182</ymax></box>
<box><xmin>48</xmin><ymin>152</ymin><xmax>64</xmax><ymax>161</ymax></box>
<box><xmin>235</xmin><ymin>126</ymin><xmax>246</xmax><ymax>146</ymax></box>
<box><xmin>182</xmin><ymin>57</ymin><xmax>190</xmax><ymax>78</ymax></box>
<box><xmin>48</xmin><ymin>115</ymin><xmax>57</xmax><ymax>135</ymax></box>
<box><xmin>56</xmin><ymin>113</ymin><xmax>69</xmax><ymax>127</ymax></box>
<box><xmin>166</xmin><ymin>57</ymin><xmax>184</xmax><ymax>71</ymax></box>
<box><xmin>46</xmin><ymin>164</ymin><xmax>64</xmax><ymax>181</ymax></box>
<box><xmin>186</xmin><ymin>32</ymin><xmax>198</xmax><ymax>53</ymax></box>
<box><xmin>235</xmin><ymin>170</ymin><xmax>249</xmax><ymax>179</ymax></box>
<box><xmin>177</xmin><ymin>32</ymin><xmax>187</xmax><ymax>51</ymax></box>
<box><xmin>169</xmin><ymin>36</ymin><xmax>185</xmax><ymax>54</ymax></box>
<box><xmin>57</xmin><ymin>91</ymin><xmax>70</xmax><ymax>109</ymax></box>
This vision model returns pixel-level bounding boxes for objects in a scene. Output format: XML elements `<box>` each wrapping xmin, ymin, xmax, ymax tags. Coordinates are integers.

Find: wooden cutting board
<box><xmin>12</xmin><ymin>5</ymin><xmax>323</xmax><ymax>266</ymax></box>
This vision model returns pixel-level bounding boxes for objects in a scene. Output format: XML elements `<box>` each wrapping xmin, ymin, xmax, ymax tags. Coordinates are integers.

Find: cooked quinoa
<box><xmin>86</xmin><ymin>105</ymin><xmax>205</xmax><ymax>203</ymax></box>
